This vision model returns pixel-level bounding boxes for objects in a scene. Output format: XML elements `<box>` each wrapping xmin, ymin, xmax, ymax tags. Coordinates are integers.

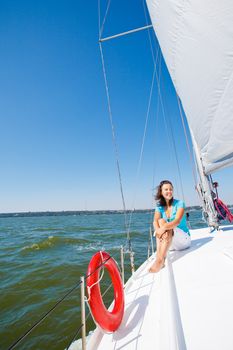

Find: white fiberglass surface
<box><xmin>87</xmin><ymin>226</ymin><xmax>233</xmax><ymax>350</ymax></box>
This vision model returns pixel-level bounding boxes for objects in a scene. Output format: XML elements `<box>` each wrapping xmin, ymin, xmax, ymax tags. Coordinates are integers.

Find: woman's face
<box><xmin>161</xmin><ymin>183</ymin><xmax>173</xmax><ymax>201</ymax></box>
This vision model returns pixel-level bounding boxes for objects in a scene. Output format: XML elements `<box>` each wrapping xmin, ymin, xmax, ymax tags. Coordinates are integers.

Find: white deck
<box><xmin>87</xmin><ymin>226</ymin><xmax>233</xmax><ymax>350</ymax></box>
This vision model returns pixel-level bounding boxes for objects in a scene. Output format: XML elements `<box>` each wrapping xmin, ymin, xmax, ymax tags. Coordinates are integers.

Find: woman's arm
<box><xmin>161</xmin><ymin>207</ymin><xmax>184</xmax><ymax>230</ymax></box>
<box><xmin>153</xmin><ymin>211</ymin><xmax>161</xmax><ymax>234</ymax></box>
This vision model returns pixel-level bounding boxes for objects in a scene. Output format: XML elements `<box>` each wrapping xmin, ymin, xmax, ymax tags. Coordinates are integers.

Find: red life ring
<box><xmin>86</xmin><ymin>251</ymin><xmax>124</xmax><ymax>332</ymax></box>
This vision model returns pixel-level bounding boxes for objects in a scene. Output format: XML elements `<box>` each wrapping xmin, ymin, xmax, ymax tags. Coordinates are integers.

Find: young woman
<box><xmin>149</xmin><ymin>180</ymin><xmax>191</xmax><ymax>273</ymax></box>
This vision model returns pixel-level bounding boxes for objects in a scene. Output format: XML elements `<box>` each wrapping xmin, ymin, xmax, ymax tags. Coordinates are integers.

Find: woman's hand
<box><xmin>156</xmin><ymin>227</ymin><xmax>166</xmax><ymax>239</ymax></box>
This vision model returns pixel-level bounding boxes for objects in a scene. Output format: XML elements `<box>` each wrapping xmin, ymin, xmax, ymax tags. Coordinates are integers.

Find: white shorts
<box><xmin>169</xmin><ymin>227</ymin><xmax>191</xmax><ymax>251</ymax></box>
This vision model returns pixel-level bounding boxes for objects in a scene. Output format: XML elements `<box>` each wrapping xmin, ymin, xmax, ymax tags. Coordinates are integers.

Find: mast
<box><xmin>190</xmin><ymin>129</ymin><xmax>219</xmax><ymax>229</ymax></box>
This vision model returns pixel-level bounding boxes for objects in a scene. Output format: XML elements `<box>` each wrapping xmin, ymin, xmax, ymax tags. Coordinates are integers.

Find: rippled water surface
<box><xmin>0</xmin><ymin>209</ymin><xmax>226</xmax><ymax>349</ymax></box>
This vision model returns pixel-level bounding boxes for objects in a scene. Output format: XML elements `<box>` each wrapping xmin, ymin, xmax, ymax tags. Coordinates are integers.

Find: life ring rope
<box><xmin>86</xmin><ymin>251</ymin><xmax>105</xmax><ymax>302</ymax></box>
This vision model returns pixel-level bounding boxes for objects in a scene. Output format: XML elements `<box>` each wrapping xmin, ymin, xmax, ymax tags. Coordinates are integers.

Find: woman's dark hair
<box><xmin>155</xmin><ymin>180</ymin><xmax>174</xmax><ymax>207</ymax></box>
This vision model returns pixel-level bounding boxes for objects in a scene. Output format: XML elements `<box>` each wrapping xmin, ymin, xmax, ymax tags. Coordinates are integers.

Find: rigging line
<box><xmin>142</xmin><ymin>0</ymin><xmax>156</xmax><ymax>66</ymax></box>
<box><xmin>142</xmin><ymin>0</ymin><xmax>183</xmax><ymax>201</ymax></box>
<box><xmin>126</xmin><ymin>0</ymin><xmax>161</xmax><ymax>234</ymax></box>
<box><xmin>160</xmin><ymin>80</ymin><xmax>185</xmax><ymax>201</ymax></box>
<box><xmin>126</xmin><ymin>2</ymin><xmax>163</xmax><ymax>234</ymax></box>
<box><xmin>176</xmin><ymin>95</ymin><xmax>198</xmax><ymax>187</ymax></box>
<box><xmin>169</xmin><ymin>114</ymin><xmax>186</xmax><ymax>202</ymax></box>
<box><xmin>98</xmin><ymin>42</ymin><xmax>131</xmax><ymax>248</ymax></box>
<box><xmin>142</xmin><ymin>1</ymin><xmax>163</xmax><ymax>213</ymax></box>
<box><xmin>147</xmin><ymin>56</ymin><xmax>162</xmax><ymax>234</ymax></box>
<box><xmin>67</xmin><ymin>324</ymin><xmax>84</xmax><ymax>350</ymax></box>
<box><xmin>143</xmin><ymin>2</ymin><xmax>180</xmax><ymax>220</ymax></box>
<box><xmin>150</xmin><ymin>53</ymin><xmax>183</xmax><ymax>200</ymax></box>
<box><xmin>127</xmin><ymin>44</ymin><xmax>160</xmax><ymax>234</ymax></box>
<box><xmin>98</xmin><ymin>0</ymin><xmax>111</xmax><ymax>39</ymax></box>
<box><xmin>142</xmin><ymin>0</ymin><xmax>161</xmax><ymax>194</ymax></box>
<box><xmin>150</xmin><ymin>51</ymin><xmax>162</xmax><ymax>219</ymax></box>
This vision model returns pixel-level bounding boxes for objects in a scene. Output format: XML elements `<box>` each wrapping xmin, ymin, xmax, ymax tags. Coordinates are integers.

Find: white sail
<box><xmin>146</xmin><ymin>0</ymin><xmax>233</xmax><ymax>175</ymax></box>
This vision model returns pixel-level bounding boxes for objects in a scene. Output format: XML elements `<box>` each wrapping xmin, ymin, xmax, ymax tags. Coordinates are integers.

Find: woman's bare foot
<box><xmin>148</xmin><ymin>258</ymin><xmax>165</xmax><ymax>273</ymax></box>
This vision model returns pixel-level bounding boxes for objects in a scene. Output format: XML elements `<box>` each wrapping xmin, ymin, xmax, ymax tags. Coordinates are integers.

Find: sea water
<box><xmin>0</xmin><ymin>208</ymin><xmax>225</xmax><ymax>349</ymax></box>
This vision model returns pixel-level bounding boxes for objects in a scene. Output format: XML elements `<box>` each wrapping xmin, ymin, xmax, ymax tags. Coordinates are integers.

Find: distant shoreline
<box><xmin>0</xmin><ymin>206</ymin><xmax>204</xmax><ymax>218</ymax></box>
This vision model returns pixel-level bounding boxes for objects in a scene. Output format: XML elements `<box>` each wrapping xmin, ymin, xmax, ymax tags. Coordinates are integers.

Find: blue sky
<box><xmin>0</xmin><ymin>0</ymin><xmax>232</xmax><ymax>213</ymax></box>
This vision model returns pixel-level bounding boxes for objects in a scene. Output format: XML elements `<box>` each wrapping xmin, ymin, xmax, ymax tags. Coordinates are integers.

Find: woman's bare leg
<box><xmin>149</xmin><ymin>219</ymin><xmax>173</xmax><ymax>273</ymax></box>
<box><xmin>155</xmin><ymin>218</ymin><xmax>168</xmax><ymax>260</ymax></box>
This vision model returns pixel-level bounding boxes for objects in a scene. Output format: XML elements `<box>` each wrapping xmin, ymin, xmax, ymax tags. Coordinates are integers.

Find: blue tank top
<box><xmin>155</xmin><ymin>199</ymin><xmax>190</xmax><ymax>235</ymax></box>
